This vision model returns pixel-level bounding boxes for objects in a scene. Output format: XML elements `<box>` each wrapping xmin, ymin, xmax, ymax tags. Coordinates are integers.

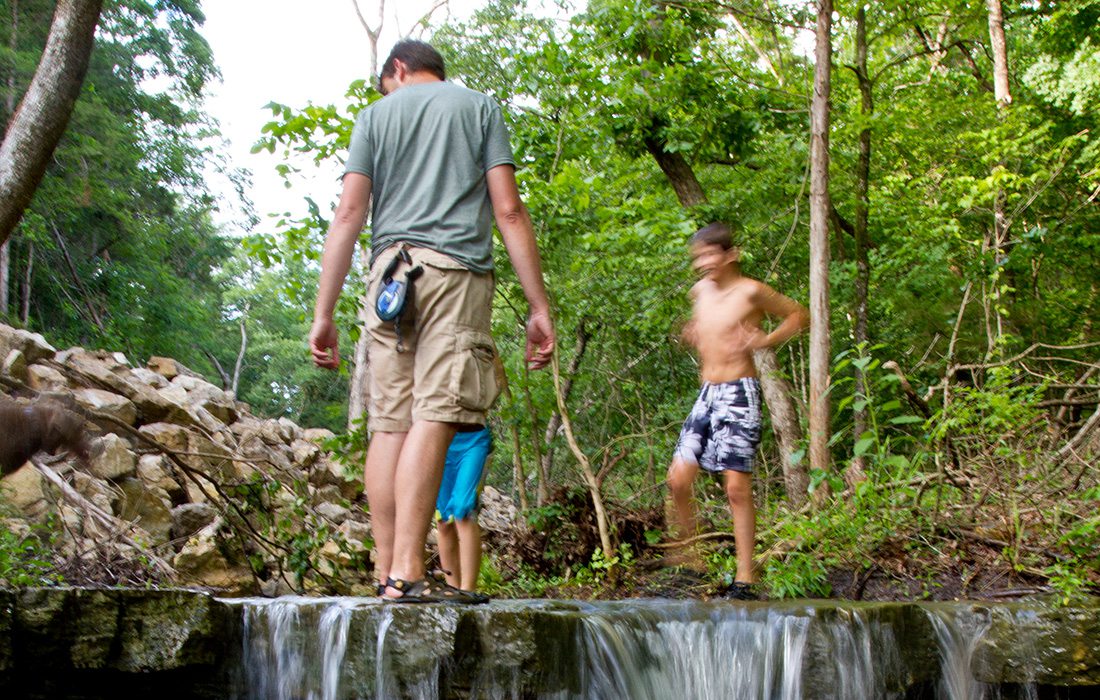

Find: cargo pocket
<box><xmin>451</xmin><ymin>328</ymin><xmax>500</xmax><ymax>412</ymax></box>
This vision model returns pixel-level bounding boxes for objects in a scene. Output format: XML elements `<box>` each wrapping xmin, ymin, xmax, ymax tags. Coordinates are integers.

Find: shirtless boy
<box><xmin>667</xmin><ymin>222</ymin><xmax>809</xmax><ymax>600</ymax></box>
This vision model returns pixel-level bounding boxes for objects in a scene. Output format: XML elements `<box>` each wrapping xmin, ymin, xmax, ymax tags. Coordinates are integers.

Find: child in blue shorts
<box><xmin>435</xmin><ymin>426</ymin><xmax>493</xmax><ymax>592</ymax></box>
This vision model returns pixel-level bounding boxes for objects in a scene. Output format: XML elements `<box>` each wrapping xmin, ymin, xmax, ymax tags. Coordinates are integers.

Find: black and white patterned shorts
<box><xmin>674</xmin><ymin>378</ymin><xmax>762</xmax><ymax>473</ymax></box>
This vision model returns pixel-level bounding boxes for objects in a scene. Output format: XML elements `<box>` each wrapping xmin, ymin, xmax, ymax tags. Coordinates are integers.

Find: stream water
<box><xmin>227</xmin><ymin>597</ymin><xmax>1073</xmax><ymax>700</ymax></box>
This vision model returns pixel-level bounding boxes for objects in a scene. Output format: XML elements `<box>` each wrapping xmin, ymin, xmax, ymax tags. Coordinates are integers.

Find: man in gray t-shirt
<box><xmin>309</xmin><ymin>40</ymin><xmax>554</xmax><ymax>602</ymax></box>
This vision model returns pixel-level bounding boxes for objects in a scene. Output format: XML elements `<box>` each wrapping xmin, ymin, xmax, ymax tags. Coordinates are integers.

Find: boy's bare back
<box><xmin>684</xmin><ymin>240</ymin><xmax>808</xmax><ymax>384</ymax></box>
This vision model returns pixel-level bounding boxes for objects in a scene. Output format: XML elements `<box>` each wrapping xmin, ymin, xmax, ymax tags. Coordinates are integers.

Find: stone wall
<box><xmin>1</xmin><ymin>322</ymin><xmax>368</xmax><ymax>595</ymax></box>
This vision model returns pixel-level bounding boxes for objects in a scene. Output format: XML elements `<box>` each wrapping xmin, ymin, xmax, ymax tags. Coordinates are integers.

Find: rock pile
<box><xmin>0</xmin><ymin>323</ymin><xmax>368</xmax><ymax>595</ymax></box>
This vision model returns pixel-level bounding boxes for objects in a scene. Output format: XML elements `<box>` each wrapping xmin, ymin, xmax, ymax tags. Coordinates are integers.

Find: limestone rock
<box><xmin>138</xmin><ymin>422</ymin><xmax>190</xmax><ymax>455</ymax></box>
<box><xmin>117</xmin><ymin>478</ymin><xmax>173</xmax><ymax>544</ymax></box>
<box><xmin>26</xmin><ymin>363</ymin><xmax>69</xmax><ymax>392</ymax></box>
<box><xmin>64</xmin><ymin>350</ymin><xmax>193</xmax><ymax>425</ymax></box>
<box><xmin>89</xmin><ymin>434</ymin><xmax>137</xmax><ymax>481</ymax></box>
<box><xmin>316</xmin><ymin>501</ymin><xmax>349</xmax><ymax>525</ymax></box>
<box><xmin>157</xmin><ymin>383</ymin><xmax>189</xmax><ymax>407</ymax></box>
<box><xmin>303</xmin><ymin>427</ymin><xmax>335</xmax><ymax>442</ymax></box>
<box><xmin>0</xmin><ymin>463</ymin><xmax>47</xmax><ymax>513</ymax></box>
<box><xmin>73</xmin><ymin>388</ymin><xmax>138</xmax><ymax>426</ymax></box>
<box><xmin>170</xmin><ymin>503</ymin><xmax>218</xmax><ymax>540</ymax></box>
<box><xmin>172</xmin><ymin>375</ymin><xmax>238</xmax><ymax>424</ymax></box>
<box><xmin>173</xmin><ymin>534</ymin><xmax>254</xmax><ymax>594</ymax></box>
<box><xmin>128</xmin><ymin>367</ymin><xmax>170</xmax><ymax>389</ymax></box>
<box><xmin>136</xmin><ymin>454</ymin><xmax>182</xmax><ymax>498</ymax></box>
<box><xmin>0</xmin><ymin>324</ymin><xmax>56</xmax><ymax>363</ymax></box>
<box><xmin>2</xmin><ymin>349</ymin><xmax>28</xmax><ymax>381</ymax></box>
<box><xmin>71</xmin><ymin>471</ymin><xmax>116</xmax><ymax>514</ymax></box>
<box><xmin>291</xmin><ymin>438</ymin><xmax>320</xmax><ymax>469</ymax></box>
<box><xmin>146</xmin><ymin>356</ymin><xmax>180</xmax><ymax>380</ymax></box>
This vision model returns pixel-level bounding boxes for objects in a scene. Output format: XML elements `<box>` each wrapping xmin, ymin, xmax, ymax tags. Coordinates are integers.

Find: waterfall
<box><xmin>229</xmin><ymin>598</ymin><xmax>1061</xmax><ymax>700</ymax></box>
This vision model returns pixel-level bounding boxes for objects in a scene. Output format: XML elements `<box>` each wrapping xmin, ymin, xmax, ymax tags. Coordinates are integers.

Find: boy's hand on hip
<box><xmin>525</xmin><ymin>311</ymin><xmax>555</xmax><ymax>370</ymax></box>
<box><xmin>732</xmin><ymin>323</ymin><xmax>768</xmax><ymax>353</ymax></box>
<box><xmin>309</xmin><ymin>317</ymin><xmax>341</xmax><ymax>369</ymax></box>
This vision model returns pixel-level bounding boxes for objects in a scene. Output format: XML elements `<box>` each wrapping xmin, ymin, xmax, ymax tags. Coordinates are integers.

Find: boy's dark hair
<box><xmin>380</xmin><ymin>40</ymin><xmax>446</xmax><ymax>82</ymax></box>
<box><xmin>691</xmin><ymin>222</ymin><xmax>735</xmax><ymax>250</ymax></box>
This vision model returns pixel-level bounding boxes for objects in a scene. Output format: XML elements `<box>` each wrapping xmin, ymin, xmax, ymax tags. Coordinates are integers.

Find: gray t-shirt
<box><xmin>345</xmin><ymin>81</ymin><xmax>515</xmax><ymax>273</ymax></box>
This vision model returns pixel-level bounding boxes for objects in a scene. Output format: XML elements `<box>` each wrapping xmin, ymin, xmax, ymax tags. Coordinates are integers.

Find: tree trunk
<box><xmin>539</xmin><ymin>319</ymin><xmax>590</xmax><ymax>498</ymax></box>
<box><xmin>20</xmin><ymin>238</ymin><xmax>32</xmax><ymax>323</ymax></box>
<box><xmin>1</xmin><ymin>0</ymin><xmax>20</xmax><ymax>315</ymax></box>
<box><xmin>986</xmin><ymin>0</ymin><xmax>1011</xmax><ymax>106</ymax></box>
<box><xmin>551</xmin><ymin>349</ymin><xmax>613</xmax><ymax>560</ymax></box>
<box><xmin>643</xmin><ymin>132</ymin><xmax>707</xmax><ymax>208</ymax></box>
<box><xmin>642</xmin><ymin>118</ymin><xmax>809</xmax><ymax>502</ymax></box>
<box><xmin>0</xmin><ymin>0</ymin><xmax>104</xmax><ymax>246</ymax></box>
<box><xmin>984</xmin><ymin>0</ymin><xmax>1011</xmax><ymax>354</ymax></box>
<box><xmin>346</xmin><ymin>2</ymin><xmax>384</xmax><ymax>429</ymax></box>
<box><xmin>520</xmin><ymin>366</ymin><xmax>548</xmax><ymax>506</ymax></box>
<box><xmin>808</xmin><ymin>0</ymin><xmax>833</xmax><ymax>496</ymax></box>
<box><xmin>347</xmin><ymin>252</ymin><xmax>370</xmax><ymax>428</ymax></box>
<box><xmin>754</xmin><ymin>348</ymin><xmax>808</xmax><ymax>505</ymax></box>
<box><xmin>849</xmin><ymin>5</ymin><xmax>872</xmax><ymax>487</ymax></box>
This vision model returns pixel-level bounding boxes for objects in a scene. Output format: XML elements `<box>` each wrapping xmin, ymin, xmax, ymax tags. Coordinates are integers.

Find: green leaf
<box><xmin>854</xmin><ymin>438</ymin><xmax>875</xmax><ymax>457</ymax></box>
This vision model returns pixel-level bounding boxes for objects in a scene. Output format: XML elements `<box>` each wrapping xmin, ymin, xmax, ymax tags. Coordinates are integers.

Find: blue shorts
<box><xmin>436</xmin><ymin>427</ymin><xmax>492</xmax><ymax>521</ymax></box>
<box><xmin>674</xmin><ymin>378</ymin><xmax>762</xmax><ymax>473</ymax></box>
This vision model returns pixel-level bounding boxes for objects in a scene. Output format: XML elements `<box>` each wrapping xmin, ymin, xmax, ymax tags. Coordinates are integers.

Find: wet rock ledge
<box><xmin>1</xmin><ymin>588</ymin><xmax>1098</xmax><ymax>699</ymax></box>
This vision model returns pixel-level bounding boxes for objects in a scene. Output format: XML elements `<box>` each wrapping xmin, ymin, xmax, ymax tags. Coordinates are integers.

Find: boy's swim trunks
<box><xmin>436</xmin><ymin>427</ymin><xmax>493</xmax><ymax>521</ymax></box>
<box><xmin>674</xmin><ymin>378</ymin><xmax>762</xmax><ymax>473</ymax></box>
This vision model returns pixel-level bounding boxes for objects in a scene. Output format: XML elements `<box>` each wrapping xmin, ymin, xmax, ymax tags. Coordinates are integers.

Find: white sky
<box><xmin>199</xmin><ymin>0</ymin><xmax>486</xmax><ymax>235</ymax></box>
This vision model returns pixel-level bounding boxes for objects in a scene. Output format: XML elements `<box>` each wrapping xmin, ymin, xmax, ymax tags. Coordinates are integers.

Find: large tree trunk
<box><xmin>642</xmin><ymin>127</ymin><xmax>810</xmax><ymax>504</ymax></box>
<box><xmin>643</xmin><ymin>133</ymin><xmax>707</xmax><ymax>208</ymax></box>
<box><xmin>983</xmin><ymin>0</ymin><xmax>1011</xmax><ymax>354</ymax></box>
<box><xmin>849</xmin><ymin>5</ymin><xmax>873</xmax><ymax>486</ymax></box>
<box><xmin>0</xmin><ymin>0</ymin><xmax>104</xmax><ymax>246</ymax></box>
<box><xmin>986</xmin><ymin>0</ymin><xmax>1011</xmax><ymax>106</ymax></box>
<box><xmin>754</xmin><ymin>348</ymin><xmax>808</xmax><ymax>505</ymax></box>
<box><xmin>808</xmin><ymin>0</ymin><xmax>833</xmax><ymax>495</ymax></box>
<box><xmin>1</xmin><ymin>0</ymin><xmax>20</xmax><ymax>315</ymax></box>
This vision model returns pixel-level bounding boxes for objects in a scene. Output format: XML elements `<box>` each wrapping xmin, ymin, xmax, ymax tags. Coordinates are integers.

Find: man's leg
<box><xmin>386</xmin><ymin>419</ymin><xmax>456</xmax><ymax>591</ymax></box>
<box><xmin>723</xmin><ymin>470</ymin><xmax>756</xmax><ymax>583</ymax></box>
<box><xmin>436</xmin><ymin>519</ymin><xmax>461</xmax><ymax>587</ymax></box>
<box><xmin>364</xmin><ymin>431</ymin><xmax>405</xmax><ymax>588</ymax></box>
<box><xmin>455</xmin><ymin>517</ymin><xmax>482</xmax><ymax>591</ymax></box>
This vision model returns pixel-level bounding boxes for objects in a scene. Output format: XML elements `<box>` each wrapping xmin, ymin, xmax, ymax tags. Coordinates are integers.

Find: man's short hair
<box><xmin>380</xmin><ymin>40</ymin><xmax>446</xmax><ymax>82</ymax></box>
<box><xmin>691</xmin><ymin>222</ymin><xmax>735</xmax><ymax>250</ymax></box>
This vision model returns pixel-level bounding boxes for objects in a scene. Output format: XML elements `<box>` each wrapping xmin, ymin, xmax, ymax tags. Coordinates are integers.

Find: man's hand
<box><xmin>525</xmin><ymin>310</ymin><xmax>555</xmax><ymax>370</ymax></box>
<box><xmin>309</xmin><ymin>317</ymin><xmax>341</xmax><ymax>370</ymax></box>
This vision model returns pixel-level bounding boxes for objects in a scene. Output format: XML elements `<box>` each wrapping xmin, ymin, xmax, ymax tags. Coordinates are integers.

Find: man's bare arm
<box><xmin>752</xmin><ymin>280</ymin><xmax>810</xmax><ymax>349</ymax></box>
<box><xmin>309</xmin><ymin>173</ymin><xmax>372</xmax><ymax>369</ymax></box>
<box><xmin>486</xmin><ymin>164</ymin><xmax>555</xmax><ymax>369</ymax></box>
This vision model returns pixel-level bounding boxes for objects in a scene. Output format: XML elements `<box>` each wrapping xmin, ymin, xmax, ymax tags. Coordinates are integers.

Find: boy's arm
<box><xmin>751</xmin><ymin>280</ymin><xmax>810</xmax><ymax>349</ymax></box>
<box><xmin>679</xmin><ymin>282</ymin><xmax>702</xmax><ymax>346</ymax></box>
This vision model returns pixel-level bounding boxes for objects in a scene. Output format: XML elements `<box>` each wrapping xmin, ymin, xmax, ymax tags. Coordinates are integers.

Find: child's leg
<box><xmin>667</xmin><ymin>457</ymin><xmax>701</xmax><ymax>541</ymax></box>
<box><xmin>436</xmin><ymin>519</ymin><xmax>461</xmax><ymax>587</ymax></box>
<box><xmin>455</xmin><ymin>517</ymin><xmax>482</xmax><ymax>591</ymax></box>
<box><xmin>722</xmin><ymin>470</ymin><xmax>756</xmax><ymax>583</ymax></box>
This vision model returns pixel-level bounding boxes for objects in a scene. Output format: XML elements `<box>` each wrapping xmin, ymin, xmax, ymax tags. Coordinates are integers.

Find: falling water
<box><xmin>229</xmin><ymin>598</ymin><xmax>1065</xmax><ymax>700</ymax></box>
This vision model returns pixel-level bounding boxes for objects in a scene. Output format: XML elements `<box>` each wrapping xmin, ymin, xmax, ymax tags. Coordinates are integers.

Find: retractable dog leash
<box><xmin>374</xmin><ymin>246</ymin><xmax>423</xmax><ymax>352</ymax></box>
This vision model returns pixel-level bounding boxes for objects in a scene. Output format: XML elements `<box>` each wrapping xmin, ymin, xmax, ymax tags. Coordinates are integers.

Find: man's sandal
<box><xmin>384</xmin><ymin>576</ymin><xmax>489</xmax><ymax>604</ymax></box>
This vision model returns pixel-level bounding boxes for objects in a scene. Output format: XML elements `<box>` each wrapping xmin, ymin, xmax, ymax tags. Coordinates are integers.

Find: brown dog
<box><xmin>0</xmin><ymin>396</ymin><xmax>91</xmax><ymax>476</ymax></box>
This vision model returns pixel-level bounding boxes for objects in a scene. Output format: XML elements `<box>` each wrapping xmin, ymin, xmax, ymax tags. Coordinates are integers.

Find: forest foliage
<box><xmin>2</xmin><ymin>0</ymin><xmax>1098</xmax><ymax>599</ymax></box>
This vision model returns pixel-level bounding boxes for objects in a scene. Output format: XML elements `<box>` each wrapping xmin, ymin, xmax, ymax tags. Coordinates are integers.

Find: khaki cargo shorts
<box><xmin>366</xmin><ymin>245</ymin><xmax>500</xmax><ymax>433</ymax></box>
